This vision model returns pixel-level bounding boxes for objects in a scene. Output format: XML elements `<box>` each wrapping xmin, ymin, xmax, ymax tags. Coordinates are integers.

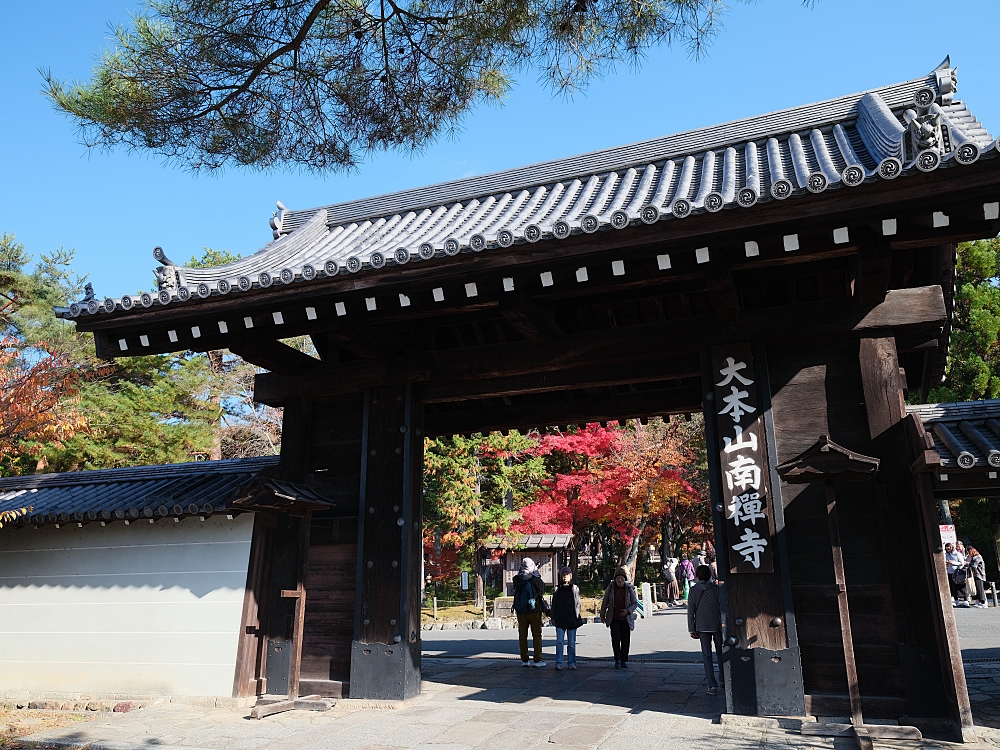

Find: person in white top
<box><xmin>945</xmin><ymin>542</ymin><xmax>970</xmax><ymax>608</ymax></box>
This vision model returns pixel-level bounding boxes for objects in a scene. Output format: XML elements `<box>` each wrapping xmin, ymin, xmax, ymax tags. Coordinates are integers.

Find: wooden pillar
<box><xmin>859</xmin><ymin>337</ymin><xmax>973</xmax><ymax>739</ymax></box>
<box><xmin>233</xmin><ymin>513</ymin><xmax>272</xmax><ymax>698</ymax></box>
<box><xmin>256</xmin><ymin>397</ymin><xmax>312</xmax><ymax>697</ymax></box>
<box><xmin>702</xmin><ymin>344</ymin><xmax>804</xmax><ymax>716</ymax></box>
<box><xmin>350</xmin><ymin>384</ymin><xmax>423</xmax><ymax>700</ymax></box>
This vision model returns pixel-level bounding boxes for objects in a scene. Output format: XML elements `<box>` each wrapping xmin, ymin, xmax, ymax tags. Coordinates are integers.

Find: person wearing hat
<box><xmin>513</xmin><ymin>557</ymin><xmax>547</xmax><ymax>666</ymax></box>
<box><xmin>551</xmin><ymin>566</ymin><xmax>582</xmax><ymax>670</ymax></box>
<box><xmin>600</xmin><ymin>567</ymin><xmax>638</xmax><ymax>668</ymax></box>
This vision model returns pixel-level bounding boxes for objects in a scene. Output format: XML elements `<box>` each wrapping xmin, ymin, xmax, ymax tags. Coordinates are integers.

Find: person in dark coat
<box><xmin>600</xmin><ymin>567</ymin><xmax>638</xmax><ymax>668</ymax></box>
<box><xmin>551</xmin><ymin>566</ymin><xmax>581</xmax><ymax>670</ymax></box>
<box><xmin>688</xmin><ymin>564</ymin><xmax>723</xmax><ymax>695</ymax></box>
<box><xmin>513</xmin><ymin>557</ymin><xmax>547</xmax><ymax>666</ymax></box>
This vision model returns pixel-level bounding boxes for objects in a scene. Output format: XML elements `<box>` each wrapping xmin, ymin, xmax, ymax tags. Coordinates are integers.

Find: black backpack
<box><xmin>513</xmin><ymin>578</ymin><xmax>537</xmax><ymax>614</ymax></box>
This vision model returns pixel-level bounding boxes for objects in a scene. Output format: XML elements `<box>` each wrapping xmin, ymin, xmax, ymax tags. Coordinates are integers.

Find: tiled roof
<box><xmin>486</xmin><ymin>534</ymin><xmax>574</xmax><ymax>549</ymax></box>
<box><xmin>61</xmin><ymin>59</ymin><xmax>997</xmax><ymax>320</ymax></box>
<box><xmin>0</xmin><ymin>456</ymin><xmax>281</xmax><ymax>528</ymax></box>
<box><xmin>906</xmin><ymin>400</ymin><xmax>1000</xmax><ymax>470</ymax></box>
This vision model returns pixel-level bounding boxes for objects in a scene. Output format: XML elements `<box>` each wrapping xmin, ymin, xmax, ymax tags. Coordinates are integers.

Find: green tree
<box><xmin>0</xmin><ymin>235</ymin><xmax>222</xmax><ymax>474</ymax></box>
<box><xmin>423</xmin><ymin>430</ymin><xmax>546</xmax><ymax>600</ymax></box>
<box><xmin>44</xmin><ymin>0</ymin><xmax>729</xmax><ymax>172</ymax></box>
<box><xmin>931</xmin><ymin>237</ymin><xmax>1000</xmax><ymax>402</ymax></box>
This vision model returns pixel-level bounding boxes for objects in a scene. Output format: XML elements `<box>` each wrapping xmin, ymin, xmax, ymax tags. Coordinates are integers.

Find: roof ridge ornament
<box><xmin>270</xmin><ymin>200</ymin><xmax>288</xmax><ymax>240</ymax></box>
<box><xmin>152</xmin><ymin>246</ymin><xmax>180</xmax><ymax>266</ymax></box>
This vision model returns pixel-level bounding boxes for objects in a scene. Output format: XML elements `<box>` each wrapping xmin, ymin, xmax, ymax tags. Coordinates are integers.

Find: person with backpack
<box><xmin>688</xmin><ymin>564</ymin><xmax>723</xmax><ymax>695</ymax></box>
<box><xmin>551</xmin><ymin>566</ymin><xmax>582</xmax><ymax>670</ymax></box>
<box><xmin>680</xmin><ymin>556</ymin><xmax>696</xmax><ymax>594</ymax></box>
<box><xmin>600</xmin><ymin>567</ymin><xmax>638</xmax><ymax>668</ymax></box>
<box><xmin>513</xmin><ymin>557</ymin><xmax>547</xmax><ymax>667</ymax></box>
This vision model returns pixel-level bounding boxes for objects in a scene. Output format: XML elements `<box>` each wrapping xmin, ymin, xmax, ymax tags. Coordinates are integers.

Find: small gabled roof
<box><xmin>776</xmin><ymin>435</ymin><xmax>880</xmax><ymax>484</ymax></box>
<box><xmin>0</xmin><ymin>456</ymin><xmax>333</xmax><ymax>529</ymax></box>
<box><xmin>60</xmin><ymin>58</ymin><xmax>998</xmax><ymax>321</ymax></box>
<box><xmin>485</xmin><ymin>533</ymin><xmax>574</xmax><ymax>550</ymax></box>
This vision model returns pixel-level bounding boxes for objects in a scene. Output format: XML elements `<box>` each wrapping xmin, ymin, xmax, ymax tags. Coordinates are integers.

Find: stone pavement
<box><xmin>17</xmin><ymin>657</ymin><xmax>1000</xmax><ymax>750</ymax></box>
<box><xmin>17</xmin><ymin>607</ymin><xmax>1000</xmax><ymax>749</ymax></box>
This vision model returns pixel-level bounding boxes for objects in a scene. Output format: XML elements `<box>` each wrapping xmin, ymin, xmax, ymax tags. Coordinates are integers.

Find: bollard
<box><xmin>990</xmin><ymin>582</ymin><xmax>998</xmax><ymax>607</ymax></box>
<box><xmin>641</xmin><ymin>582</ymin><xmax>652</xmax><ymax>618</ymax></box>
<box><xmin>433</xmin><ymin>596</ymin><xmax>438</xmax><ymax>620</ymax></box>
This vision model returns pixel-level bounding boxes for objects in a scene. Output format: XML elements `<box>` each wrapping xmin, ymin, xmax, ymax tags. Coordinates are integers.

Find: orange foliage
<box><xmin>0</xmin><ymin>336</ymin><xmax>87</xmax><ymax>462</ymax></box>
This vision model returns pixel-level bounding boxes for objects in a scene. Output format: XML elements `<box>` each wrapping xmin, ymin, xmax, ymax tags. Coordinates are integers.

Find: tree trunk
<box><xmin>622</xmin><ymin>517</ymin><xmax>648</xmax><ymax>581</ymax></box>
<box><xmin>662</xmin><ymin>514</ymin><xmax>674</xmax><ymax>559</ymax></box>
<box><xmin>475</xmin><ymin>545</ymin><xmax>485</xmax><ymax>609</ymax></box>
<box><xmin>208</xmin><ymin>350</ymin><xmax>224</xmax><ymax>461</ymax></box>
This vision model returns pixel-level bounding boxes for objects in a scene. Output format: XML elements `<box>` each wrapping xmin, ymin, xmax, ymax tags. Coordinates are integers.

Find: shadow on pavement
<box><xmin>422</xmin><ymin>658</ymin><xmax>724</xmax><ymax>720</ymax></box>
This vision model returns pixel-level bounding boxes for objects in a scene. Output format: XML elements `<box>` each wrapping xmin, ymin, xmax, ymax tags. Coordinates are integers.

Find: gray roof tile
<box><xmin>61</xmin><ymin>61</ymin><xmax>998</xmax><ymax>320</ymax></box>
<box><xmin>906</xmin><ymin>400</ymin><xmax>1000</xmax><ymax>470</ymax></box>
<box><xmin>0</xmin><ymin>457</ymin><xmax>280</xmax><ymax>527</ymax></box>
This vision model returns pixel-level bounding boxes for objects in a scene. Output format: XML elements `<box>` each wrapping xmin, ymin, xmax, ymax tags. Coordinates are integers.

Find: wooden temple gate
<box><xmin>64</xmin><ymin>60</ymin><xmax>999</xmax><ymax>739</ymax></box>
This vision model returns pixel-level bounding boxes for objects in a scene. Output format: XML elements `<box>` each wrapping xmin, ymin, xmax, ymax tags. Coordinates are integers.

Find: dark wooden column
<box><xmin>259</xmin><ymin>397</ymin><xmax>313</xmax><ymax>696</ymax></box>
<box><xmin>858</xmin><ymin>337</ymin><xmax>973</xmax><ymax>738</ymax></box>
<box><xmin>350</xmin><ymin>383</ymin><xmax>423</xmax><ymax>700</ymax></box>
<box><xmin>702</xmin><ymin>344</ymin><xmax>804</xmax><ymax>717</ymax></box>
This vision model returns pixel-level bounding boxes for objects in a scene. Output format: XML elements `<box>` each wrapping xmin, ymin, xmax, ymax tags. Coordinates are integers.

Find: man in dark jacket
<box><xmin>513</xmin><ymin>558</ymin><xmax>547</xmax><ymax>667</ymax></box>
<box><xmin>688</xmin><ymin>564</ymin><xmax>723</xmax><ymax>695</ymax></box>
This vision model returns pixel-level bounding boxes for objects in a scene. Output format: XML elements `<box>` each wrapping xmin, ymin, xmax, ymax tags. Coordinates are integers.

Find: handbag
<box><xmin>953</xmin><ymin>567</ymin><xmax>968</xmax><ymax>585</ymax></box>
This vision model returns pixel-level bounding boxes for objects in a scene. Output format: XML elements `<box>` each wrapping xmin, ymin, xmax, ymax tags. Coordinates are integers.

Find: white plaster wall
<box><xmin>0</xmin><ymin>514</ymin><xmax>253</xmax><ymax>697</ymax></box>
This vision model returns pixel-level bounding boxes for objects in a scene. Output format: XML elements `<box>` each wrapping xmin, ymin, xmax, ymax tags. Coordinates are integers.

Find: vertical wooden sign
<box><xmin>710</xmin><ymin>344</ymin><xmax>776</xmax><ymax>574</ymax></box>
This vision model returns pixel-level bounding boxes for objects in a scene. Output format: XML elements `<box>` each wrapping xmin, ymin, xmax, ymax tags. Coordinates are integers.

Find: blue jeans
<box><xmin>556</xmin><ymin>627</ymin><xmax>577</xmax><ymax>667</ymax></box>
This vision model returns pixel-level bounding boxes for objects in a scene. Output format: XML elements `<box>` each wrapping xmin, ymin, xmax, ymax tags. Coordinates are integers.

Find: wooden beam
<box><xmin>231</xmin><ymin>340</ymin><xmax>321</xmax><ymax>377</ymax></box>
<box><xmin>327</xmin><ymin>318</ymin><xmax>409</xmax><ymax>360</ymax></box>
<box><xmin>498</xmin><ymin>294</ymin><xmax>564</xmax><ymax>343</ymax></box>
<box><xmin>255</xmin><ymin>287</ymin><xmax>946</xmax><ymax>406</ymax></box>
<box><xmin>416</xmin><ymin>354</ymin><xmax>701</xmax><ymax>403</ymax></box>
<box><xmin>858</xmin><ymin>337</ymin><xmax>904</xmax><ymax>438</ymax></box>
<box><xmin>424</xmin><ymin>385</ymin><xmax>702</xmax><ymax>436</ymax></box>
<box><xmin>702</xmin><ymin>255</ymin><xmax>740</xmax><ymax>321</ymax></box>
<box><xmin>854</xmin><ymin>229</ymin><xmax>893</xmax><ymax>309</ymax></box>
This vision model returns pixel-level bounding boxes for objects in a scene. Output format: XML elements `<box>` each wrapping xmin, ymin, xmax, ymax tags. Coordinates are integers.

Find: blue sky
<box><xmin>0</xmin><ymin>0</ymin><xmax>996</xmax><ymax>300</ymax></box>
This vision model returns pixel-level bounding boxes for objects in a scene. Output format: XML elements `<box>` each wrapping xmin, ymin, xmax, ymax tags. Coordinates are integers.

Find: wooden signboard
<box><xmin>710</xmin><ymin>344</ymin><xmax>776</xmax><ymax>574</ymax></box>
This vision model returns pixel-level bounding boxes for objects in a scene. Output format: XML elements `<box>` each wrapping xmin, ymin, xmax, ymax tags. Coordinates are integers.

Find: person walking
<box><xmin>663</xmin><ymin>558</ymin><xmax>680</xmax><ymax>606</ymax></box>
<box><xmin>968</xmin><ymin>546</ymin><xmax>988</xmax><ymax>608</ymax></box>
<box><xmin>945</xmin><ymin>542</ymin><xmax>970</xmax><ymax>607</ymax></box>
<box><xmin>601</xmin><ymin>567</ymin><xmax>638</xmax><ymax>669</ymax></box>
<box><xmin>513</xmin><ymin>558</ymin><xmax>547</xmax><ymax>666</ymax></box>
<box><xmin>551</xmin><ymin>566</ymin><xmax>582</xmax><ymax>670</ymax></box>
<box><xmin>688</xmin><ymin>564</ymin><xmax>724</xmax><ymax>695</ymax></box>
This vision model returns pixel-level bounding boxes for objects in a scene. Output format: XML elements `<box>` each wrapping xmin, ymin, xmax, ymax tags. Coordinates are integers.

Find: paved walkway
<box><xmin>16</xmin><ymin>606</ymin><xmax>1000</xmax><ymax>749</ymax></box>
